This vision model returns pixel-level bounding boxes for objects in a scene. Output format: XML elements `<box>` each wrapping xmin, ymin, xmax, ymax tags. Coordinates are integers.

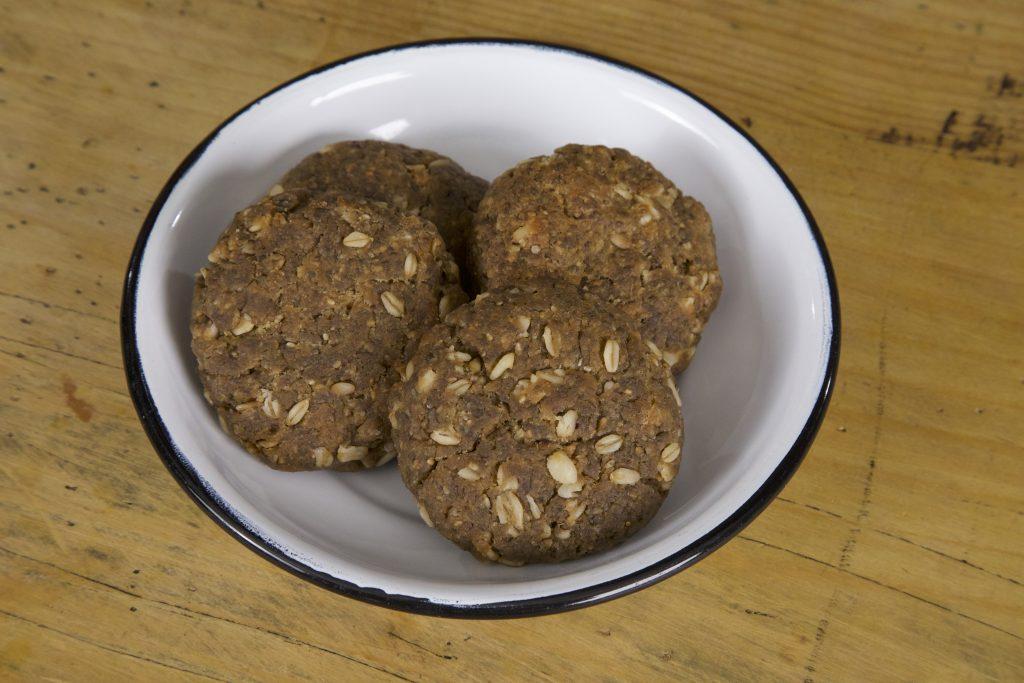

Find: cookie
<box><xmin>469</xmin><ymin>144</ymin><xmax>721</xmax><ymax>373</ymax></box>
<box><xmin>388</xmin><ymin>282</ymin><xmax>684</xmax><ymax>564</ymax></box>
<box><xmin>191</xmin><ymin>188</ymin><xmax>466</xmax><ymax>471</ymax></box>
<box><xmin>279</xmin><ymin>140</ymin><xmax>488</xmax><ymax>288</ymax></box>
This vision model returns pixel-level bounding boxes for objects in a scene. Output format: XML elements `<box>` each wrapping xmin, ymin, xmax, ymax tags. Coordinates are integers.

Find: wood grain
<box><xmin>1</xmin><ymin>0</ymin><xmax>1022</xmax><ymax>680</ymax></box>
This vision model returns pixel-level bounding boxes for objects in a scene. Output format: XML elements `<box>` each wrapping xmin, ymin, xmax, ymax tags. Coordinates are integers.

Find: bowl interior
<box><xmin>130</xmin><ymin>42</ymin><xmax>834</xmax><ymax>608</ymax></box>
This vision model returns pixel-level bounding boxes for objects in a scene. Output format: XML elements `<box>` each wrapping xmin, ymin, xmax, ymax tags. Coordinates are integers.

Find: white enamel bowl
<box><xmin>122</xmin><ymin>40</ymin><xmax>839</xmax><ymax>617</ymax></box>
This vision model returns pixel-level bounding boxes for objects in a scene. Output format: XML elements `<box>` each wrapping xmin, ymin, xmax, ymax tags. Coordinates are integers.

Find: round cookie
<box><xmin>279</xmin><ymin>140</ymin><xmax>488</xmax><ymax>287</ymax></box>
<box><xmin>191</xmin><ymin>188</ymin><xmax>466</xmax><ymax>471</ymax></box>
<box><xmin>469</xmin><ymin>144</ymin><xmax>721</xmax><ymax>373</ymax></box>
<box><xmin>388</xmin><ymin>282</ymin><xmax>684</xmax><ymax>564</ymax></box>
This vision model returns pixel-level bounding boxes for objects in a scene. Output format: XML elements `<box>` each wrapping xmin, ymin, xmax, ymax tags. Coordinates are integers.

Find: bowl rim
<box><xmin>120</xmin><ymin>38</ymin><xmax>841</xmax><ymax>619</ymax></box>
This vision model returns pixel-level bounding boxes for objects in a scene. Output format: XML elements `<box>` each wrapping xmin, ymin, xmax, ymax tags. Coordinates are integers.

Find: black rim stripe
<box><xmin>120</xmin><ymin>38</ymin><xmax>841</xmax><ymax>619</ymax></box>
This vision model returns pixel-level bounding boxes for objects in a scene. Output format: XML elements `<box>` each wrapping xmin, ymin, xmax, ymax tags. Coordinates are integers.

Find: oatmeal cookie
<box><xmin>280</xmin><ymin>140</ymin><xmax>487</xmax><ymax>287</ymax></box>
<box><xmin>388</xmin><ymin>282</ymin><xmax>684</xmax><ymax>564</ymax></box>
<box><xmin>191</xmin><ymin>188</ymin><xmax>466</xmax><ymax>471</ymax></box>
<box><xmin>470</xmin><ymin>144</ymin><xmax>721</xmax><ymax>372</ymax></box>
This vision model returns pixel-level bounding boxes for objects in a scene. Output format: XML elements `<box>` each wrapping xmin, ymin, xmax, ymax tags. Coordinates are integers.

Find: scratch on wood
<box><xmin>776</xmin><ymin>496</ymin><xmax>845</xmax><ymax>520</ymax></box>
<box><xmin>958</xmin><ymin>497</ymin><xmax>1024</xmax><ymax>518</ymax></box>
<box><xmin>874</xmin><ymin>529</ymin><xmax>1022</xmax><ymax>587</ymax></box>
<box><xmin>802</xmin><ymin>588</ymin><xmax>840</xmax><ymax>682</ymax></box>
<box><xmin>387</xmin><ymin>630</ymin><xmax>457</xmax><ymax>660</ymax></box>
<box><xmin>739</xmin><ymin>535</ymin><xmax>1023</xmax><ymax>642</ymax></box>
<box><xmin>62</xmin><ymin>376</ymin><xmax>95</xmax><ymax>422</ymax></box>
<box><xmin>2</xmin><ymin>350</ymin><xmax>129</xmax><ymax>400</ymax></box>
<box><xmin>839</xmin><ymin>310</ymin><xmax>887</xmax><ymax>569</ymax></box>
<box><xmin>872</xmin><ymin>308</ymin><xmax>889</xmax><ymax>461</ymax></box>
<box><xmin>0</xmin><ymin>608</ymin><xmax>228</xmax><ymax>681</ymax></box>
<box><xmin>1</xmin><ymin>544</ymin><xmax>143</xmax><ymax>599</ymax></box>
<box><xmin>0</xmin><ymin>289</ymin><xmax>118</xmax><ymax>325</ymax></box>
<box><xmin>0</xmin><ymin>545</ymin><xmax>415</xmax><ymax>682</ymax></box>
<box><xmin>0</xmin><ymin>335</ymin><xmax>120</xmax><ymax>370</ymax></box>
<box><xmin>0</xmin><ymin>347</ymin><xmax>49</xmax><ymax>370</ymax></box>
<box><xmin>739</xmin><ymin>535</ymin><xmax>831</xmax><ymax>568</ymax></box>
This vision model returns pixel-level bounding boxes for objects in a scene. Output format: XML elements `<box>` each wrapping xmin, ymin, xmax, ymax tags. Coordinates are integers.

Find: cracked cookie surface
<box><xmin>388</xmin><ymin>282</ymin><xmax>684</xmax><ymax>564</ymax></box>
<box><xmin>469</xmin><ymin>144</ymin><xmax>721</xmax><ymax>372</ymax></box>
<box><xmin>191</xmin><ymin>188</ymin><xmax>466</xmax><ymax>471</ymax></box>
<box><xmin>280</xmin><ymin>140</ymin><xmax>488</xmax><ymax>289</ymax></box>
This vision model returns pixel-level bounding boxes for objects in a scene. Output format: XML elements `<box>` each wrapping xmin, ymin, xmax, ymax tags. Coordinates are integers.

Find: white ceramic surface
<box><xmin>123</xmin><ymin>40</ymin><xmax>838</xmax><ymax>616</ymax></box>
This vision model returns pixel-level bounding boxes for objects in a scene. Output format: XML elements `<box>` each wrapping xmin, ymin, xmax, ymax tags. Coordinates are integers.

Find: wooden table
<box><xmin>2</xmin><ymin>1</ymin><xmax>1021</xmax><ymax>680</ymax></box>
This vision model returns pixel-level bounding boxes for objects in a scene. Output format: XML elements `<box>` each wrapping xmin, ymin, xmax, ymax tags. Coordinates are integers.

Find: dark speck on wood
<box><xmin>879</xmin><ymin>127</ymin><xmax>901</xmax><ymax>144</ymax></box>
<box><xmin>85</xmin><ymin>547</ymin><xmax>109</xmax><ymax>561</ymax></box>
<box><xmin>995</xmin><ymin>73</ymin><xmax>1021</xmax><ymax>98</ymax></box>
